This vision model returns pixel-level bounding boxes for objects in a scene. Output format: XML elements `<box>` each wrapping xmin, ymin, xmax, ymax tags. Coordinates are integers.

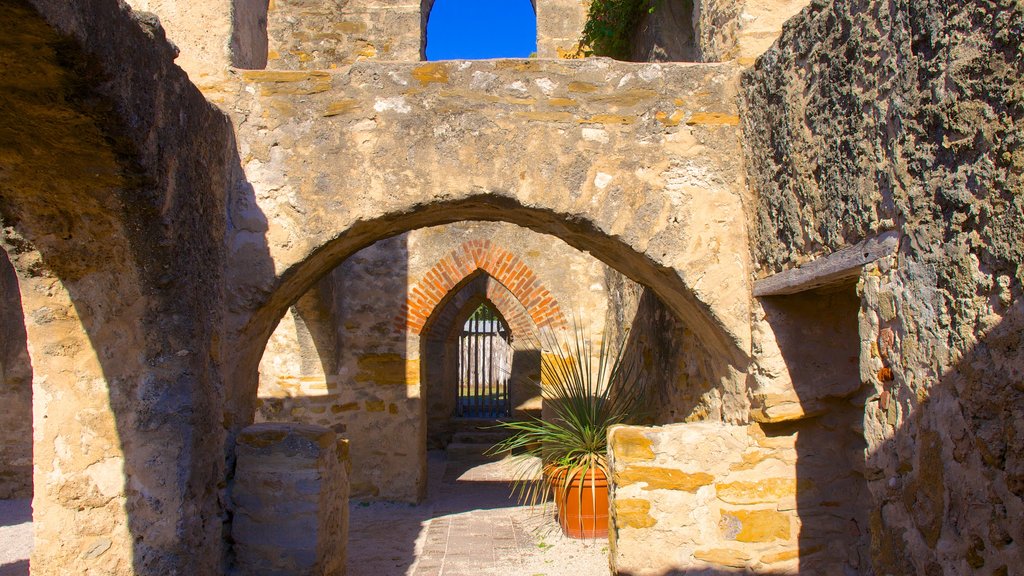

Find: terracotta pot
<box><xmin>549</xmin><ymin>466</ymin><xmax>609</xmax><ymax>539</ymax></box>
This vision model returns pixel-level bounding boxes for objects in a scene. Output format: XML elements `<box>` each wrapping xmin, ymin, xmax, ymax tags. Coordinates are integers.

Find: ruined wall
<box><xmin>231</xmin><ymin>423</ymin><xmax>349</xmax><ymax>575</ymax></box>
<box><xmin>267</xmin><ymin>0</ymin><xmax>421</xmax><ymax>69</ymax></box>
<box><xmin>611</xmin><ymin>0</ymin><xmax>811</xmax><ymax>64</ymax></box>
<box><xmin>743</xmin><ymin>0</ymin><xmax>1024</xmax><ymax>572</ymax></box>
<box><xmin>256</xmin><ymin>221</ymin><xmax>611</xmax><ymax>500</ymax></box>
<box><xmin>222</xmin><ymin>59</ymin><xmax>754</xmax><ymax>443</ymax></box>
<box><xmin>0</xmin><ymin>250</ymin><xmax>31</xmax><ymax>499</ymax></box>
<box><xmin>1</xmin><ymin>1</ymin><xmax>234</xmax><ymax>573</ymax></box>
<box><xmin>608</xmin><ymin>422</ymin><xmax>802</xmax><ymax>574</ymax></box>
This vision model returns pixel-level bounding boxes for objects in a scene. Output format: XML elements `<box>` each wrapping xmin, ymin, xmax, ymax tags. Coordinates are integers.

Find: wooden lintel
<box><xmin>753</xmin><ymin>231</ymin><xmax>899</xmax><ymax>297</ymax></box>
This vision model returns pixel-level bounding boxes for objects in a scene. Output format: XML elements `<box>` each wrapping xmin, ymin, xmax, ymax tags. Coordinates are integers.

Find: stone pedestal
<box><xmin>232</xmin><ymin>423</ymin><xmax>348</xmax><ymax>575</ymax></box>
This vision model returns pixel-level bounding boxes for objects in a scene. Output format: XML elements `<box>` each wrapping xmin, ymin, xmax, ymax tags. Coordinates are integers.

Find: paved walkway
<box><xmin>349</xmin><ymin>451</ymin><xmax>610</xmax><ymax>576</ymax></box>
<box><xmin>0</xmin><ymin>452</ymin><xmax>610</xmax><ymax>576</ymax></box>
<box><xmin>0</xmin><ymin>498</ymin><xmax>31</xmax><ymax>576</ymax></box>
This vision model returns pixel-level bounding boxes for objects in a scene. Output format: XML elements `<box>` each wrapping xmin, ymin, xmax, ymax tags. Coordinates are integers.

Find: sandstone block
<box><xmin>616</xmin><ymin>466</ymin><xmax>713</xmax><ymax>492</ymax></box>
<box><xmin>719</xmin><ymin>509</ymin><xmax>791</xmax><ymax>543</ymax></box>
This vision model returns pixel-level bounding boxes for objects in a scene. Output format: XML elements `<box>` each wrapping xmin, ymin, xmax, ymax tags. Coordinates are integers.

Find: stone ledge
<box><xmin>753</xmin><ymin>231</ymin><xmax>898</xmax><ymax>296</ymax></box>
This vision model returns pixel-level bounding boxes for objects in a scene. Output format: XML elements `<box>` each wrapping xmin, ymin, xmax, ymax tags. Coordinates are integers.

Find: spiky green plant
<box><xmin>487</xmin><ymin>323</ymin><xmax>649</xmax><ymax>515</ymax></box>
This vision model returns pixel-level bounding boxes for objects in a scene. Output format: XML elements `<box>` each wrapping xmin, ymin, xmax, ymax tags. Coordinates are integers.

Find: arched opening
<box><xmin>422</xmin><ymin>0</ymin><xmax>538</xmax><ymax>60</ymax></box>
<box><xmin>420</xmin><ymin>268</ymin><xmax>548</xmax><ymax>449</ymax></box>
<box><xmin>454</xmin><ymin>301</ymin><xmax>513</xmax><ymax>418</ymax></box>
<box><xmin>245</xmin><ymin>219</ymin><xmax>723</xmax><ymax>571</ymax></box>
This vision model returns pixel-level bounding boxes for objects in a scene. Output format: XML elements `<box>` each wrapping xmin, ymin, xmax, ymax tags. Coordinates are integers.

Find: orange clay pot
<box><xmin>549</xmin><ymin>466</ymin><xmax>609</xmax><ymax>539</ymax></box>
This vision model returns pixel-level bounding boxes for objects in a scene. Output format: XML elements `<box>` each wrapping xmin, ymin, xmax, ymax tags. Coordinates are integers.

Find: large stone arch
<box><xmin>221</xmin><ymin>61</ymin><xmax>753</xmax><ymax>435</ymax></box>
<box><xmin>224</xmin><ymin>194</ymin><xmax>752</xmax><ymax>440</ymax></box>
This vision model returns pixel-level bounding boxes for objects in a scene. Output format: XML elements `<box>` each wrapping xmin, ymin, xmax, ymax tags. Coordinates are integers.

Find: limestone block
<box><xmin>233</xmin><ymin>423</ymin><xmax>348</xmax><ymax>576</ymax></box>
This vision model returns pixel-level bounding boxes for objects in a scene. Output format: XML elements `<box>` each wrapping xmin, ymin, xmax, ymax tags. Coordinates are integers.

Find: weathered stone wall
<box><xmin>256</xmin><ymin>221</ymin><xmax>612</xmax><ymax>500</ymax></box>
<box><xmin>0</xmin><ymin>250</ymin><xmax>31</xmax><ymax>499</ymax></box>
<box><xmin>608</xmin><ymin>422</ymin><xmax>802</xmax><ymax>574</ymax></box>
<box><xmin>613</xmin><ymin>0</ymin><xmax>811</xmax><ymax>64</ymax></box>
<box><xmin>536</xmin><ymin>0</ymin><xmax>589</xmax><ymax>58</ymax></box>
<box><xmin>630</xmin><ymin>0</ymin><xmax>700</xmax><ymax>62</ymax></box>
<box><xmin>743</xmin><ymin>0</ymin><xmax>1024</xmax><ymax>572</ymax></box>
<box><xmin>604</xmin><ymin>271</ymin><xmax>741</xmax><ymax>424</ymax></box>
<box><xmin>232</xmin><ymin>423</ymin><xmax>348</xmax><ymax>576</ymax></box>
<box><xmin>267</xmin><ymin>0</ymin><xmax>422</xmax><ymax>69</ymax></box>
<box><xmin>222</xmin><ymin>59</ymin><xmax>755</xmax><ymax>452</ymax></box>
<box><xmin>1</xmin><ymin>1</ymin><xmax>234</xmax><ymax>573</ymax></box>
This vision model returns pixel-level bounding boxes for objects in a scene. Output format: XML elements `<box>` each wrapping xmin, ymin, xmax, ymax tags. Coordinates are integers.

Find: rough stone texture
<box><xmin>625</xmin><ymin>0</ymin><xmax>812</xmax><ymax>65</ymax></box>
<box><xmin>743</xmin><ymin>0</ymin><xmax>1024</xmax><ymax>573</ymax></box>
<box><xmin>0</xmin><ymin>250</ymin><xmax>32</xmax><ymax>499</ymax></box>
<box><xmin>268</xmin><ymin>0</ymin><xmax>421</xmax><ymax>69</ymax></box>
<box><xmin>221</xmin><ymin>58</ymin><xmax>755</xmax><ymax>452</ymax></box>
<box><xmin>6</xmin><ymin>0</ymin><xmax>1018</xmax><ymax>574</ymax></box>
<box><xmin>606</xmin><ymin>276</ymin><xmax>741</xmax><ymax>424</ymax></box>
<box><xmin>608</xmin><ymin>422</ymin><xmax>801</xmax><ymax>575</ymax></box>
<box><xmin>630</xmin><ymin>0</ymin><xmax>700</xmax><ymax>62</ymax></box>
<box><xmin>232</xmin><ymin>423</ymin><xmax>348</xmax><ymax>576</ymax></box>
<box><xmin>0</xmin><ymin>0</ymin><xmax>232</xmax><ymax>573</ymax></box>
<box><xmin>535</xmin><ymin>0</ymin><xmax>590</xmax><ymax>58</ymax></box>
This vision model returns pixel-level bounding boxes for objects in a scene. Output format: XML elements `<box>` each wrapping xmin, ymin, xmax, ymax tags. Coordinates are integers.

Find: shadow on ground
<box><xmin>348</xmin><ymin>451</ymin><xmax>607</xmax><ymax>576</ymax></box>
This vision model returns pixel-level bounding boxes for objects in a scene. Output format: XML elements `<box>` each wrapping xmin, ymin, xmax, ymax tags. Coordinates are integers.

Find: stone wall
<box><xmin>742</xmin><ymin>0</ymin><xmax>1024</xmax><ymax>572</ymax></box>
<box><xmin>604</xmin><ymin>271</ymin><xmax>743</xmax><ymax>424</ymax></box>
<box><xmin>2</xmin><ymin>1</ymin><xmax>235</xmax><ymax>573</ymax></box>
<box><xmin>267</xmin><ymin>0</ymin><xmax>422</xmax><ymax>69</ymax></box>
<box><xmin>232</xmin><ymin>423</ymin><xmax>349</xmax><ymax>576</ymax></box>
<box><xmin>608</xmin><ymin>422</ymin><xmax>801</xmax><ymax>574</ymax></box>
<box><xmin>221</xmin><ymin>58</ymin><xmax>755</xmax><ymax>445</ymax></box>
<box><xmin>0</xmin><ymin>250</ymin><xmax>31</xmax><ymax>499</ymax></box>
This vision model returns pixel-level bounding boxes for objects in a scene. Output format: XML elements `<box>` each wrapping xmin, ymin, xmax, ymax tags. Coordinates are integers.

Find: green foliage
<box><xmin>486</xmin><ymin>323</ymin><xmax>649</xmax><ymax>510</ymax></box>
<box><xmin>579</xmin><ymin>0</ymin><xmax>659</xmax><ymax>59</ymax></box>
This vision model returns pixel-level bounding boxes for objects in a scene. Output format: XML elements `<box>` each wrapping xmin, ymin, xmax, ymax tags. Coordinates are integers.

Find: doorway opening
<box><xmin>456</xmin><ymin>302</ymin><xmax>513</xmax><ymax>419</ymax></box>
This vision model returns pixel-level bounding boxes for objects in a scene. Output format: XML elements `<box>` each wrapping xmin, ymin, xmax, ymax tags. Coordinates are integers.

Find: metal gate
<box><xmin>457</xmin><ymin>303</ymin><xmax>513</xmax><ymax>418</ymax></box>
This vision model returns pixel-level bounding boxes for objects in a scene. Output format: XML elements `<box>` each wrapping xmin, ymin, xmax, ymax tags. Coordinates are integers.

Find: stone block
<box><xmin>719</xmin><ymin>509</ymin><xmax>791</xmax><ymax>543</ymax></box>
<box><xmin>615</xmin><ymin>466</ymin><xmax>713</xmax><ymax>492</ymax></box>
<box><xmin>232</xmin><ymin>423</ymin><xmax>348</xmax><ymax>575</ymax></box>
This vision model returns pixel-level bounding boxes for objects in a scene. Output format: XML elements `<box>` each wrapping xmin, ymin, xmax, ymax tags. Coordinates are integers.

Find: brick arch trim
<box><xmin>424</xmin><ymin>274</ymin><xmax>538</xmax><ymax>343</ymax></box>
<box><xmin>401</xmin><ymin>240</ymin><xmax>566</xmax><ymax>335</ymax></box>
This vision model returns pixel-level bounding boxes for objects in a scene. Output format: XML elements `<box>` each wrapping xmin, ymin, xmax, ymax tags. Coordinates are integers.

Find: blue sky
<box><xmin>425</xmin><ymin>0</ymin><xmax>538</xmax><ymax>60</ymax></box>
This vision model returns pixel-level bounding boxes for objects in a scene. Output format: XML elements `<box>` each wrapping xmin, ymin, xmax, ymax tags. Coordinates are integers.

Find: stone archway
<box><xmin>420</xmin><ymin>270</ymin><xmax>549</xmax><ymax>448</ymax></box>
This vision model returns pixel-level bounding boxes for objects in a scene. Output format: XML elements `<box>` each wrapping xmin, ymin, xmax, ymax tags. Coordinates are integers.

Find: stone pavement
<box><xmin>348</xmin><ymin>451</ymin><xmax>610</xmax><ymax>576</ymax></box>
<box><xmin>0</xmin><ymin>498</ymin><xmax>31</xmax><ymax>576</ymax></box>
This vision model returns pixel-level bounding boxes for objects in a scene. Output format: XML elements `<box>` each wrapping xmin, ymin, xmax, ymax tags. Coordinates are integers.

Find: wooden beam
<box><xmin>753</xmin><ymin>231</ymin><xmax>899</xmax><ymax>297</ymax></box>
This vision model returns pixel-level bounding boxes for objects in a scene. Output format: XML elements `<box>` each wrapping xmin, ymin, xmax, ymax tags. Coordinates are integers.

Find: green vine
<box><xmin>578</xmin><ymin>0</ymin><xmax>658</xmax><ymax>60</ymax></box>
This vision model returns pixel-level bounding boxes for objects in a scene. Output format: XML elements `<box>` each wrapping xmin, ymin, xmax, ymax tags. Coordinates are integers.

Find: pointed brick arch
<box><xmin>401</xmin><ymin>240</ymin><xmax>566</xmax><ymax>335</ymax></box>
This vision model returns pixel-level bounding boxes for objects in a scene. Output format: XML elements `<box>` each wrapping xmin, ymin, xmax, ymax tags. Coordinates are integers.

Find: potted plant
<box><xmin>487</xmin><ymin>325</ymin><xmax>648</xmax><ymax>539</ymax></box>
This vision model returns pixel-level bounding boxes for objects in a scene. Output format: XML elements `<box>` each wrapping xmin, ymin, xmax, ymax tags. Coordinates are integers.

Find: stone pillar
<box><xmin>232</xmin><ymin>423</ymin><xmax>348</xmax><ymax>576</ymax></box>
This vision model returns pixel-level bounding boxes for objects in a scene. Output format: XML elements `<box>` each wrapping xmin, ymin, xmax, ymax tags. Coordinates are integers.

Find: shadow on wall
<box><xmin>859</xmin><ymin>281</ymin><xmax>1024</xmax><ymax>573</ymax></box>
<box><xmin>0</xmin><ymin>560</ymin><xmax>29</xmax><ymax>576</ymax></box>
<box><xmin>0</xmin><ymin>250</ymin><xmax>32</xmax><ymax>499</ymax></box>
<box><xmin>0</xmin><ymin>0</ymin><xmax>263</xmax><ymax>573</ymax></box>
<box><xmin>759</xmin><ymin>284</ymin><xmax>873</xmax><ymax>573</ymax></box>
<box><xmin>615</xmin><ymin>285</ymin><xmax>725</xmax><ymax>425</ymax></box>
<box><xmin>256</xmin><ymin>233</ymin><xmax>412</xmax><ymax>501</ymax></box>
<box><xmin>762</xmin><ymin>278</ymin><xmax>1023</xmax><ymax>572</ymax></box>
